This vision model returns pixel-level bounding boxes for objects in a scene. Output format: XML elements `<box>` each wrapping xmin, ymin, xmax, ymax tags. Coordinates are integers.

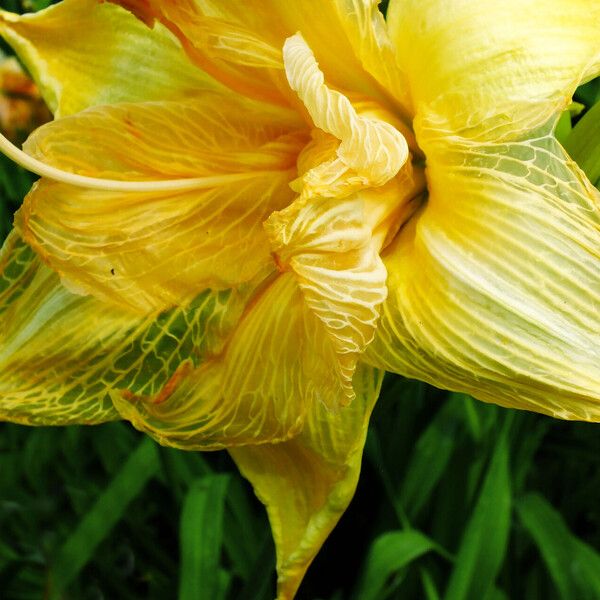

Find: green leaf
<box><xmin>564</xmin><ymin>100</ymin><xmax>600</xmax><ymax>186</ymax></box>
<box><xmin>179</xmin><ymin>474</ymin><xmax>230</xmax><ymax>600</ymax></box>
<box><xmin>516</xmin><ymin>493</ymin><xmax>600</xmax><ymax>600</ymax></box>
<box><xmin>554</xmin><ymin>111</ymin><xmax>572</xmax><ymax>145</ymax></box>
<box><xmin>421</xmin><ymin>568</ymin><xmax>441</xmax><ymax>600</ymax></box>
<box><xmin>443</xmin><ymin>425</ymin><xmax>511</xmax><ymax>600</ymax></box>
<box><xmin>48</xmin><ymin>437</ymin><xmax>160</xmax><ymax>598</ymax></box>
<box><xmin>574</xmin><ymin>78</ymin><xmax>600</xmax><ymax>107</ymax></box>
<box><xmin>401</xmin><ymin>399</ymin><xmax>463</xmax><ymax>520</ymax></box>
<box><xmin>353</xmin><ymin>529</ymin><xmax>438</xmax><ymax>600</ymax></box>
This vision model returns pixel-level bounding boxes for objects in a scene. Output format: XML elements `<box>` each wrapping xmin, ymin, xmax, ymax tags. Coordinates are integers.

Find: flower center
<box><xmin>279</xmin><ymin>32</ymin><xmax>426</xmax><ymax>252</ymax></box>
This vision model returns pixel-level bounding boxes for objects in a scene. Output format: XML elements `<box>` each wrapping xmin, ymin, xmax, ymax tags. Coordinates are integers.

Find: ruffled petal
<box><xmin>387</xmin><ymin>0</ymin><xmax>600</xmax><ymax>135</ymax></box>
<box><xmin>230</xmin><ymin>364</ymin><xmax>384</xmax><ymax>600</ymax></box>
<box><xmin>367</xmin><ymin>118</ymin><xmax>600</xmax><ymax>420</ymax></box>
<box><xmin>282</xmin><ymin>32</ymin><xmax>409</xmax><ymax>190</ymax></box>
<box><xmin>0</xmin><ymin>231</ymin><xmax>245</xmax><ymax>425</ymax></box>
<box><xmin>16</xmin><ymin>96</ymin><xmax>306</xmax><ymax>312</ymax></box>
<box><xmin>258</xmin><ymin>34</ymin><xmax>416</xmax><ymax>408</ymax></box>
<box><xmin>265</xmin><ymin>195</ymin><xmax>387</xmax><ymax>406</ymax></box>
<box><xmin>0</xmin><ymin>0</ymin><xmax>217</xmax><ymax>117</ymax></box>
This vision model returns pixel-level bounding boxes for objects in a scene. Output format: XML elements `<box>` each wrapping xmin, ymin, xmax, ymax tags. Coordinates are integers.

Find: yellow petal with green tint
<box><xmin>230</xmin><ymin>364</ymin><xmax>384</xmax><ymax>600</ymax></box>
<box><xmin>0</xmin><ymin>231</ymin><xmax>119</xmax><ymax>424</ymax></box>
<box><xmin>17</xmin><ymin>96</ymin><xmax>306</xmax><ymax>312</ymax></box>
<box><xmin>387</xmin><ymin>0</ymin><xmax>600</xmax><ymax>135</ymax></box>
<box><xmin>0</xmin><ymin>230</ymin><xmax>248</xmax><ymax>426</ymax></box>
<box><xmin>111</xmin><ymin>0</ymin><xmax>290</xmax><ymax>106</ymax></box>
<box><xmin>114</xmin><ymin>0</ymin><xmax>408</xmax><ymax>112</ymax></box>
<box><xmin>367</xmin><ymin>118</ymin><xmax>600</xmax><ymax>420</ymax></box>
<box><xmin>111</xmin><ymin>273</ymin><xmax>323</xmax><ymax>449</ymax></box>
<box><xmin>0</xmin><ymin>0</ymin><xmax>218</xmax><ymax>118</ymax></box>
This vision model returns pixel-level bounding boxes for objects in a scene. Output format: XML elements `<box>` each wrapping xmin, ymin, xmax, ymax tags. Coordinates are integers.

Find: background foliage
<box><xmin>1</xmin><ymin>2</ymin><xmax>600</xmax><ymax>599</ymax></box>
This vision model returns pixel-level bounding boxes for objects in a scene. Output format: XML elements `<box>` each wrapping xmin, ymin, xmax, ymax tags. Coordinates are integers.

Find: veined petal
<box><xmin>0</xmin><ymin>0</ymin><xmax>216</xmax><ymax>117</ymax></box>
<box><xmin>17</xmin><ymin>97</ymin><xmax>306</xmax><ymax>312</ymax></box>
<box><xmin>387</xmin><ymin>0</ymin><xmax>600</xmax><ymax>136</ymax></box>
<box><xmin>111</xmin><ymin>273</ymin><xmax>354</xmax><ymax>449</ymax></box>
<box><xmin>265</xmin><ymin>195</ymin><xmax>388</xmax><ymax>406</ymax></box>
<box><xmin>367</xmin><ymin>122</ymin><xmax>600</xmax><ymax>420</ymax></box>
<box><xmin>332</xmin><ymin>0</ymin><xmax>411</xmax><ymax>114</ymax></box>
<box><xmin>0</xmin><ymin>232</ymin><xmax>245</xmax><ymax>425</ymax></box>
<box><xmin>230</xmin><ymin>364</ymin><xmax>384</xmax><ymax>600</ymax></box>
<box><xmin>24</xmin><ymin>95</ymin><xmax>304</xmax><ymax>179</ymax></box>
<box><xmin>114</xmin><ymin>0</ymin><xmax>410</xmax><ymax>113</ymax></box>
<box><xmin>111</xmin><ymin>0</ymin><xmax>290</xmax><ymax>105</ymax></box>
<box><xmin>283</xmin><ymin>33</ymin><xmax>409</xmax><ymax>191</ymax></box>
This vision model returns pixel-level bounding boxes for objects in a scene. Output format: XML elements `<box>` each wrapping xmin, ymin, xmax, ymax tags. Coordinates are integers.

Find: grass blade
<box><xmin>353</xmin><ymin>529</ymin><xmax>438</xmax><ymax>600</ymax></box>
<box><xmin>401</xmin><ymin>400</ymin><xmax>463</xmax><ymax>520</ymax></box>
<box><xmin>443</xmin><ymin>425</ymin><xmax>511</xmax><ymax>600</ymax></box>
<box><xmin>564</xmin><ymin>100</ymin><xmax>600</xmax><ymax>186</ymax></box>
<box><xmin>516</xmin><ymin>492</ymin><xmax>600</xmax><ymax>600</ymax></box>
<box><xmin>178</xmin><ymin>474</ymin><xmax>230</xmax><ymax>600</ymax></box>
<box><xmin>48</xmin><ymin>437</ymin><xmax>160</xmax><ymax>598</ymax></box>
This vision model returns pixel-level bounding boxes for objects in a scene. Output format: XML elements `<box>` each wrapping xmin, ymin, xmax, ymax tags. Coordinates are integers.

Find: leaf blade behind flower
<box><xmin>178</xmin><ymin>474</ymin><xmax>231</xmax><ymax>600</ymax></box>
<box><xmin>564</xmin><ymin>100</ymin><xmax>600</xmax><ymax>186</ymax></box>
<box><xmin>352</xmin><ymin>529</ymin><xmax>439</xmax><ymax>600</ymax></box>
<box><xmin>47</xmin><ymin>437</ymin><xmax>160</xmax><ymax>599</ymax></box>
<box><xmin>443</xmin><ymin>423</ymin><xmax>511</xmax><ymax>600</ymax></box>
<box><xmin>516</xmin><ymin>492</ymin><xmax>600</xmax><ymax>600</ymax></box>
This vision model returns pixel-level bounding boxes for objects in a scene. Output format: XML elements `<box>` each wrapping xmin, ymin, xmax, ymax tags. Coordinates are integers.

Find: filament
<box><xmin>0</xmin><ymin>130</ymin><xmax>264</xmax><ymax>192</ymax></box>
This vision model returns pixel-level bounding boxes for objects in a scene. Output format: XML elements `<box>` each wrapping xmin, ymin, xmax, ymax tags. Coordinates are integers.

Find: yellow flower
<box><xmin>0</xmin><ymin>0</ymin><xmax>599</xmax><ymax>597</ymax></box>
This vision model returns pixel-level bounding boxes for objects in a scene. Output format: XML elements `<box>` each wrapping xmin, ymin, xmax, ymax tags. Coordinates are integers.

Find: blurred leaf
<box><xmin>48</xmin><ymin>437</ymin><xmax>160</xmax><ymax>599</ymax></box>
<box><xmin>574</xmin><ymin>78</ymin><xmax>600</xmax><ymax>107</ymax></box>
<box><xmin>353</xmin><ymin>529</ymin><xmax>438</xmax><ymax>600</ymax></box>
<box><xmin>179</xmin><ymin>474</ymin><xmax>230</xmax><ymax>600</ymax></box>
<box><xmin>564</xmin><ymin>99</ymin><xmax>600</xmax><ymax>186</ymax></box>
<box><xmin>401</xmin><ymin>399</ymin><xmax>463</xmax><ymax>520</ymax></box>
<box><xmin>554</xmin><ymin>111</ymin><xmax>572</xmax><ymax>145</ymax></box>
<box><xmin>237</xmin><ymin>531</ymin><xmax>275</xmax><ymax>600</ymax></box>
<box><xmin>443</xmin><ymin>423</ymin><xmax>511</xmax><ymax>600</ymax></box>
<box><xmin>421</xmin><ymin>568</ymin><xmax>441</xmax><ymax>600</ymax></box>
<box><xmin>483</xmin><ymin>588</ymin><xmax>509</xmax><ymax>600</ymax></box>
<box><xmin>516</xmin><ymin>492</ymin><xmax>600</xmax><ymax>600</ymax></box>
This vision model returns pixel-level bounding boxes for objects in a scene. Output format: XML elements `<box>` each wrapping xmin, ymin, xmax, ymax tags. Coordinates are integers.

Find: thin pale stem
<box><xmin>0</xmin><ymin>131</ymin><xmax>266</xmax><ymax>192</ymax></box>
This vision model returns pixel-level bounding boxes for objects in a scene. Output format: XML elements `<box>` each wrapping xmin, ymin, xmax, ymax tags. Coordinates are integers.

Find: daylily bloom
<box><xmin>0</xmin><ymin>0</ymin><xmax>599</xmax><ymax>597</ymax></box>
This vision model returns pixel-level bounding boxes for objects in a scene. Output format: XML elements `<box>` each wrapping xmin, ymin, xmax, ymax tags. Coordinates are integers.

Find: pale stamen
<box><xmin>0</xmin><ymin>130</ymin><xmax>264</xmax><ymax>192</ymax></box>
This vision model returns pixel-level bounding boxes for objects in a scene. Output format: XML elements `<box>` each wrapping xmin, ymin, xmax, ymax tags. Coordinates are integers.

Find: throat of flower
<box><xmin>0</xmin><ymin>130</ymin><xmax>264</xmax><ymax>192</ymax></box>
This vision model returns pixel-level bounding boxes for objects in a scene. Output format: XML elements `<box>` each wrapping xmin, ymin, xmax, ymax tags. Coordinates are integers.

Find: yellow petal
<box><xmin>263</xmin><ymin>37</ymin><xmax>417</xmax><ymax>408</ymax></box>
<box><xmin>0</xmin><ymin>0</ymin><xmax>217</xmax><ymax>117</ymax></box>
<box><xmin>230</xmin><ymin>364</ymin><xmax>384</xmax><ymax>600</ymax></box>
<box><xmin>114</xmin><ymin>0</ymin><xmax>409</xmax><ymax>112</ymax></box>
<box><xmin>283</xmin><ymin>32</ymin><xmax>409</xmax><ymax>191</ymax></box>
<box><xmin>0</xmin><ymin>230</ymin><xmax>246</xmax><ymax>426</ymax></box>
<box><xmin>367</xmin><ymin>121</ymin><xmax>600</xmax><ymax>420</ymax></box>
<box><xmin>111</xmin><ymin>0</ymin><xmax>290</xmax><ymax>105</ymax></box>
<box><xmin>17</xmin><ymin>96</ymin><xmax>306</xmax><ymax>312</ymax></box>
<box><xmin>265</xmin><ymin>194</ymin><xmax>388</xmax><ymax>406</ymax></box>
<box><xmin>0</xmin><ymin>231</ymin><xmax>118</xmax><ymax>425</ymax></box>
<box><xmin>387</xmin><ymin>0</ymin><xmax>600</xmax><ymax>135</ymax></box>
<box><xmin>332</xmin><ymin>0</ymin><xmax>411</xmax><ymax>115</ymax></box>
<box><xmin>111</xmin><ymin>273</ymin><xmax>332</xmax><ymax>449</ymax></box>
